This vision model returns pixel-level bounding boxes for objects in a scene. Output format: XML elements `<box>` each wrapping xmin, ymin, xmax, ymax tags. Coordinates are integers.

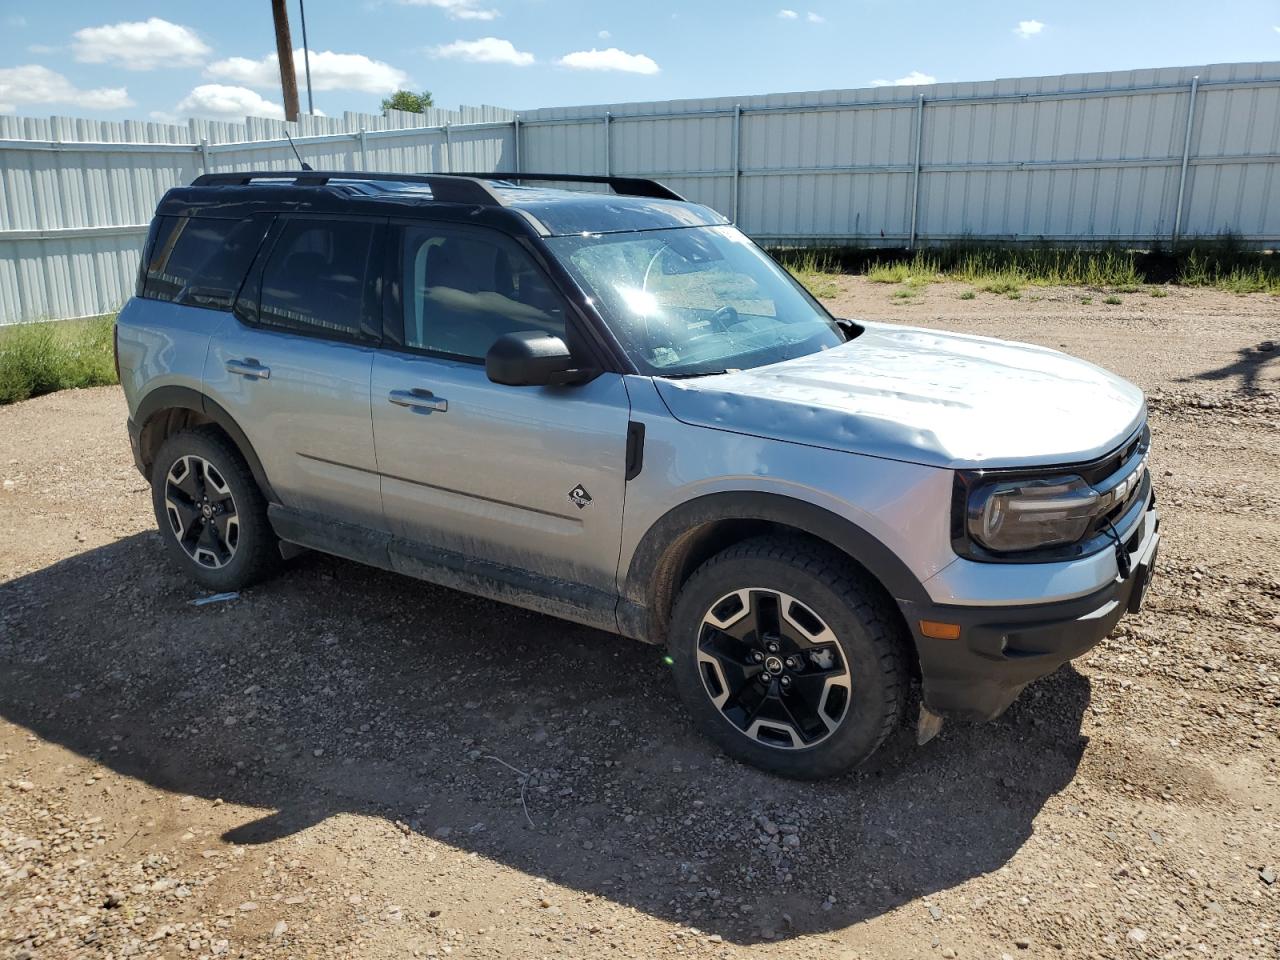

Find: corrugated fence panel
<box><xmin>0</xmin><ymin>104</ymin><xmax>515</xmax><ymax>323</ymax></box>
<box><xmin>4</xmin><ymin>64</ymin><xmax>1280</xmax><ymax>322</ymax></box>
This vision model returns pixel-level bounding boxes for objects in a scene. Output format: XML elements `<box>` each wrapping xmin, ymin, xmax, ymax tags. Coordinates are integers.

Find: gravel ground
<box><xmin>1</xmin><ymin>280</ymin><xmax>1277</xmax><ymax>960</ymax></box>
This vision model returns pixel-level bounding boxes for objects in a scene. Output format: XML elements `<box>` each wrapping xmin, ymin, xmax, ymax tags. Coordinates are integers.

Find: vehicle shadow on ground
<box><xmin>0</xmin><ymin>534</ymin><xmax>1092</xmax><ymax>944</ymax></box>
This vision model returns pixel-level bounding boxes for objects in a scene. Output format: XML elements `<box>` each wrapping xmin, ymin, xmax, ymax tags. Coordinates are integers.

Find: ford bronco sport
<box><xmin>116</xmin><ymin>171</ymin><xmax>1160</xmax><ymax>779</ymax></box>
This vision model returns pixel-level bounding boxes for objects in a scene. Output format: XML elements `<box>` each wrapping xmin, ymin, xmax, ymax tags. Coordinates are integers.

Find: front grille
<box><xmin>1085</xmin><ymin>423</ymin><xmax>1151</xmax><ymax>539</ymax></box>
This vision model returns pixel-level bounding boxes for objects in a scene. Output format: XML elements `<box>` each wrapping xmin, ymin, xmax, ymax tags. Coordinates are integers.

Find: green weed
<box><xmin>0</xmin><ymin>315</ymin><xmax>117</xmax><ymax>405</ymax></box>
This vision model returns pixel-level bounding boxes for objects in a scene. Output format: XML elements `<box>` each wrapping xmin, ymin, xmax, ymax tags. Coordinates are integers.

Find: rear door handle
<box><xmin>388</xmin><ymin>388</ymin><xmax>447</xmax><ymax>414</ymax></box>
<box><xmin>225</xmin><ymin>358</ymin><xmax>271</xmax><ymax>380</ymax></box>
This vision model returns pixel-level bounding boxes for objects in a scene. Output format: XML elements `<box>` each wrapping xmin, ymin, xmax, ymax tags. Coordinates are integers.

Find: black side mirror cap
<box><xmin>485</xmin><ymin>331</ymin><xmax>596</xmax><ymax>387</ymax></box>
<box><xmin>834</xmin><ymin>318</ymin><xmax>864</xmax><ymax>342</ymax></box>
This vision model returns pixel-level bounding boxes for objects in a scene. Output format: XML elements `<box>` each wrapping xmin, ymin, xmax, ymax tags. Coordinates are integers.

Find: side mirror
<box><xmin>485</xmin><ymin>331</ymin><xmax>590</xmax><ymax>387</ymax></box>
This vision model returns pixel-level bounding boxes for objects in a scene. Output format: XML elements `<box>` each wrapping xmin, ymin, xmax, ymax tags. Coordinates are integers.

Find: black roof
<box><xmin>160</xmin><ymin>171</ymin><xmax>728</xmax><ymax>237</ymax></box>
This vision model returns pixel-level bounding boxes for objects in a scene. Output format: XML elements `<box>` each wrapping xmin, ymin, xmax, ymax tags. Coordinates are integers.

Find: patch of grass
<box><xmin>1174</xmin><ymin>238</ymin><xmax>1280</xmax><ymax>295</ymax></box>
<box><xmin>1080</xmin><ymin>296</ymin><xmax>1093</xmax><ymax>305</ymax></box>
<box><xmin>0</xmin><ymin>315</ymin><xmax>117</xmax><ymax>405</ymax></box>
<box><xmin>768</xmin><ymin>237</ymin><xmax>1280</xmax><ymax>299</ymax></box>
<box><xmin>1103</xmin><ymin>295</ymin><xmax>1122</xmax><ymax>305</ymax></box>
<box><xmin>1006</xmin><ymin>291</ymin><xmax>1022</xmax><ymax>300</ymax></box>
<box><xmin>958</xmin><ymin>289</ymin><xmax>976</xmax><ymax>300</ymax></box>
<box><xmin>778</xmin><ymin>249</ymin><xmax>842</xmax><ymax>299</ymax></box>
<box><xmin>1150</xmin><ymin>287</ymin><xmax>1169</xmax><ymax>298</ymax></box>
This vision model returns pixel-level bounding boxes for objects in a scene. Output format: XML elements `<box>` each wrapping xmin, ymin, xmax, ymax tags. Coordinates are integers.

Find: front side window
<box><xmin>546</xmin><ymin>225</ymin><xmax>844</xmax><ymax>376</ymax></box>
<box><xmin>142</xmin><ymin>215</ymin><xmax>269</xmax><ymax>311</ymax></box>
<box><xmin>258</xmin><ymin>219</ymin><xmax>378</xmax><ymax>339</ymax></box>
<box><xmin>401</xmin><ymin>225</ymin><xmax>567</xmax><ymax>360</ymax></box>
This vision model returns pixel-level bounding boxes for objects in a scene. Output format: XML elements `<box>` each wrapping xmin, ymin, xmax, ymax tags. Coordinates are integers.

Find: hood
<box><xmin>653</xmin><ymin>321</ymin><xmax>1146</xmax><ymax>469</ymax></box>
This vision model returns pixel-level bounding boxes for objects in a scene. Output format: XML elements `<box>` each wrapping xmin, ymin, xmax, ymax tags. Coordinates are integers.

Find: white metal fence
<box><xmin>2</xmin><ymin>60</ymin><xmax>1278</xmax><ymax>325</ymax></box>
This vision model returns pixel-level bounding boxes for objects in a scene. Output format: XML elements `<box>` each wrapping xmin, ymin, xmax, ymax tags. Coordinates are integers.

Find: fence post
<box><xmin>358</xmin><ymin>126</ymin><xmax>368</xmax><ymax>169</ymax></box>
<box><xmin>908</xmin><ymin>94</ymin><xmax>925</xmax><ymax>249</ymax></box>
<box><xmin>513</xmin><ymin>116</ymin><xmax>520</xmax><ymax>174</ymax></box>
<box><xmin>1172</xmin><ymin>75</ymin><xmax>1200</xmax><ymax>244</ymax></box>
<box><xmin>730</xmin><ymin>104</ymin><xmax>742</xmax><ymax>224</ymax></box>
<box><xmin>200</xmin><ymin>137</ymin><xmax>210</xmax><ymax>175</ymax></box>
<box><xmin>603</xmin><ymin>112</ymin><xmax>612</xmax><ymax>176</ymax></box>
<box><xmin>443</xmin><ymin>122</ymin><xmax>451</xmax><ymax>173</ymax></box>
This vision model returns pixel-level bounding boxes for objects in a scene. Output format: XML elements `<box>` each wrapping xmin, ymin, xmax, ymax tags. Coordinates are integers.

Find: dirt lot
<box><xmin>1</xmin><ymin>280</ymin><xmax>1277</xmax><ymax>960</ymax></box>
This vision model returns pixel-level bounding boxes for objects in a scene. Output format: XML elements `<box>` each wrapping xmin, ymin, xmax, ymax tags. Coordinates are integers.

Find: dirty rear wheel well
<box><xmin>135</xmin><ymin>393</ymin><xmax>275</xmax><ymax>503</ymax></box>
<box><xmin>138</xmin><ymin>407</ymin><xmax>217</xmax><ymax>480</ymax></box>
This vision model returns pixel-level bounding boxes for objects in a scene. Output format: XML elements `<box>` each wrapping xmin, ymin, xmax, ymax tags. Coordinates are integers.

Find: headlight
<box><xmin>966</xmin><ymin>474</ymin><xmax>1101</xmax><ymax>552</ymax></box>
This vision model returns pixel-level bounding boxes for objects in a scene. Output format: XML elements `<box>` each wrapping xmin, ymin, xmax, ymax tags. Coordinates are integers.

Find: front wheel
<box><xmin>667</xmin><ymin>537</ymin><xmax>909</xmax><ymax>779</ymax></box>
<box><xmin>150</xmin><ymin>426</ymin><xmax>279</xmax><ymax>592</ymax></box>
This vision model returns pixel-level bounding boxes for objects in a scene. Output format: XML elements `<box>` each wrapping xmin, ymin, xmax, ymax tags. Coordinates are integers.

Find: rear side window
<box><xmin>142</xmin><ymin>215</ymin><xmax>269</xmax><ymax>311</ymax></box>
<box><xmin>258</xmin><ymin>219</ymin><xmax>378</xmax><ymax>340</ymax></box>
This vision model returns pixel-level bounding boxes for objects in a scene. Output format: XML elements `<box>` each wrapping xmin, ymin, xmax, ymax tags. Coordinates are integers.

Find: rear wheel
<box><xmin>668</xmin><ymin>536</ymin><xmax>909</xmax><ymax>779</ymax></box>
<box><xmin>150</xmin><ymin>427</ymin><xmax>279</xmax><ymax>592</ymax></box>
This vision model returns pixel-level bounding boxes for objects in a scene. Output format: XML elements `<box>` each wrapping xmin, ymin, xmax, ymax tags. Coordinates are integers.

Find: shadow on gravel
<box><xmin>1183</xmin><ymin>343</ymin><xmax>1278</xmax><ymax>392</ymax></box>
<box><xmin>0</xmin><ymin>534</ymin><xmax>1091</xmax><ymax>944</ymax></box>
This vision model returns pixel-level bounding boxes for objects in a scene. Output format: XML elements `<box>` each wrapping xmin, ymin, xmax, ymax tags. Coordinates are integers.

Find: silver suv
<box><xmin>116</xmin><ymin>171</ymin><xmax>1160</xmax><ymax>779</ymax></box>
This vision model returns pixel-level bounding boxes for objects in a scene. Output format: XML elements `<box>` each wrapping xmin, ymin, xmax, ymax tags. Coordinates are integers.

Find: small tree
<box><xmin>381</xmin><ymin>90</ymin><xmax>434</xmax><ymax>114</ymax></box>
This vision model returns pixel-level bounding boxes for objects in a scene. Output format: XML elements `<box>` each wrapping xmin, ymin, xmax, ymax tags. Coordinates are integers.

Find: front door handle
<box><xmin>388</xmin><ymin>388</ymin><xmax>447</xmax><ymax>414</ymax></box>
<box><xmin>225</xmin><ymin>358</ymin><xmax>271</xmax><ymax>380</ymax></box>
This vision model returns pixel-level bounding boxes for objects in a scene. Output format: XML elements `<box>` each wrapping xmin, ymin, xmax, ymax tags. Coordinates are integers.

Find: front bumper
<box><xmin>900</xmin><ymin>506</ymin><xmax>1160</xmax><ymax>722</ymax></box>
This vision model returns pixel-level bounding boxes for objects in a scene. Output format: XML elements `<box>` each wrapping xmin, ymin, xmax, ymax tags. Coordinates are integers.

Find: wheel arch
<box><xmin>134</xmin><ymin>386</ymin><xmax>277</xmax><ymax>502</ymax></box>
<box><xmin>620</xmin><ymin>492</ymin><xmax>929</xmax><ymax>653</ymax></box>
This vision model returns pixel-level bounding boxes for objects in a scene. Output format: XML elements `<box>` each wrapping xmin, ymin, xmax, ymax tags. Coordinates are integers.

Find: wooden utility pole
<box><xmin>270</xmin><ymin>0</ymin><xmax>300</xmax><ymax>122</ymax></box>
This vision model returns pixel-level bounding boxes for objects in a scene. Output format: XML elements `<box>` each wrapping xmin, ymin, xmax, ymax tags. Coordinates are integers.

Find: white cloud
<box><xmin>206</xmin><ymin>49</ymin><xmax>409</xmax><ymax>93</ymax></box>
<box><xmin>777</xmin><ymin>9</ymin><xmax>799</xmax><ymax>18</ymax></box>
<box><xmin>6</xmin><ymin>14</ymin><xmax>27</xmax><ymax>27</ymax></box>
<box><xmin>807</xmin><ymin>11</ymin><xmax>825</xmax><ymax>22</ymax></box>
<box><xmin>1014</xmin><ymin>19</ymin><xmax>1045</xmax><ymax>39</ymax></box>
<box><xmin>398</xmin><ymin>0</ymin><xmax>498</xmax><ymax>20</ymax></box>
<box><xmin>1273</xmin><ymin>25</ymin><xmax>1280</xmax><ymax>34</ymax></box>
<box><xmin>27</xmin><ymin>44</ymin><xmax>58</xmax><ymax>55</ymax></box>
<box><xmin>72</xmin><ymin>17</ymin><xmax>210</xmax><ymax>70</ymax></box>
<box><xmin>0</xmin><ymin>64</ymin><xmax>133</xmax><ymax>113</ymax></box>
<box><xmin>174</xmin><ymin>84</ymin><xmax>285</xmax><ymax>120</ymax></box>
<box><xmin>598</xmin><ymin>29</ymin><xmax>611</xmax><ymax>39</ymax></box>
<box><xmin>869</xmin><ymin>70</ymin><xmax>937</xmax><ymax>87</ymax></box>
<box><xmin>431</xmin><ymin>37</ymin><xmax>534</xmax><ymax>65</ymax></box>
<box><xmin>557</xmin><ymin>47</ymin><xmax>659</xmax><ymax>74</ymax></box>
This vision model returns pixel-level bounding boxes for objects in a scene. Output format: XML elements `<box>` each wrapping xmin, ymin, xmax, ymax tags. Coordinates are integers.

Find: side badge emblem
<box><xmin>568</xmin><ymin>484</ymin><xmax>593</xmax><ymax>509</ymax></box>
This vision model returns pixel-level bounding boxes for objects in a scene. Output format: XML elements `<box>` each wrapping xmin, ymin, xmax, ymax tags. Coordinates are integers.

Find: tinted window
<box><xmin>402</xmin><ymin>226</ymin><xmax>566</xmax><ymax>360</ymax></box>
<box><xmin>142</xmin><ymin>215</ymin><xmax>268</xmax><ymax>310</ymax></box>
<box><xmin>258</xmin><ymin>219</ymin><xmax>377</xmax><ymax>339</ymax></box>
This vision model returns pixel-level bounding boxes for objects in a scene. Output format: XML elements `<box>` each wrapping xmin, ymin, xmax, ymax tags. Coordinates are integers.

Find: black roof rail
<box><xmin>453</xmin><ymin>172</ymin><xmax>686</xmax><ymax>202</ymax></box>
<box><xmin>188</xmin><ymin>169</ymin><xmax>688</xmax><ymax>204</ymax></box>
<box><xmin>189</xmin><ymin>170</ymin><xmax>503</xmax><ymax>205</ymax></box>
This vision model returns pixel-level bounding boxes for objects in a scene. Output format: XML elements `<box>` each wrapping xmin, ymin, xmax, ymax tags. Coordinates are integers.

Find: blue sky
<box><xmin>1</xmin><ymin>1</ymin><xmax>1278</xmax><ymax>122</ymax></box>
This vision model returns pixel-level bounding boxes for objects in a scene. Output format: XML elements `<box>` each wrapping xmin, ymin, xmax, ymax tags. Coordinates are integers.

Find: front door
<box><xmin>370</xmin><ymin>221</ymin><xmax>631</xmax><ymax>609</ymax></box>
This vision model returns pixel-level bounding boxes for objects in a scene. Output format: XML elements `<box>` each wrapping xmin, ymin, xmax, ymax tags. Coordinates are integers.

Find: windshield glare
<box><xmin>546</xmin><ymin>225</ymin><xmax>845</xmax><ymax>376</ymax></box>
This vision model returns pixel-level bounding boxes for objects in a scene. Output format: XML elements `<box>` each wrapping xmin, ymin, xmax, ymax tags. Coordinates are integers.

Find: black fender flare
<box><xmin>620</xmin><ymin>491</ymin><xmax>930</xmax><ymax>641</ymax></box>
<box><xmin>133</xmin><ymin>385</ymin><xmax>277</xmax><ymax>502</ymax></box>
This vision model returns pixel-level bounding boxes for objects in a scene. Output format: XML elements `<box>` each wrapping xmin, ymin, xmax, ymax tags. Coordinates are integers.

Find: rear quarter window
<box><xmin>142</xmin><ymin>215</ymin><xmax>271</xmax><ymax>311</ymax></box>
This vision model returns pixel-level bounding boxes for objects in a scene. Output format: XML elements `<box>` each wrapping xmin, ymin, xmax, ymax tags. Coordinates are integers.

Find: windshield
<box><xmin>545</xmin><ymin>225</ymin><xmax>845</xmax><ymax>376</ymax></box>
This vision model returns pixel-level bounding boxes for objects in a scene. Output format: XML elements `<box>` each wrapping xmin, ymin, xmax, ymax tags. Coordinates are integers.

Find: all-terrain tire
<box><xmin>150</xmin><ymin>426</ymin><xmax>280</xmax><ymax>592</ymax></box>
<box><xmin>667</xmin><ymin>536</ymin><xmax>909</xmax><ymax>779</ymax></box>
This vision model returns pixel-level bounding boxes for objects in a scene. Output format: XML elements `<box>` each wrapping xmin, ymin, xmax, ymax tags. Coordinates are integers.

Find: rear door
<box><xmin>370</xmin><ymin>220</ymin><xmax>631</xmax><ymax>607</ymax></box>
<box><xmin>204</xmin><ymin>214</ymin><xmax>386</xmax><ymax>529</ymax></box>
